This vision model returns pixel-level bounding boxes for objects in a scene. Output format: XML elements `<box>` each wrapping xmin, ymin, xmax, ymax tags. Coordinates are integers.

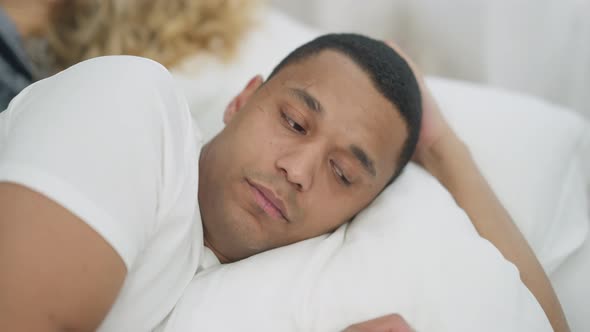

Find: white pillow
<box><xmin>427</xmin><ymin>77</ymin><xmax>590</xmax><ymax>274</ymax></box>
<box><xmin>159</xmin><ymin>165</ymin><xmax>551</xmax><ymax>332</ymax></box>
<box><xmin>427</xmin><ymin>78</ymin><xmax>590</xmax><ymax>330</ymax></box>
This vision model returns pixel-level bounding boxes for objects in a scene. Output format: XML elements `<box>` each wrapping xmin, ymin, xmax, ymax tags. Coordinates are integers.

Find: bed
<box><xmin>165</xmin><ymin>8</ymin><xmax>590</xmax><ymax>332</ymax></box>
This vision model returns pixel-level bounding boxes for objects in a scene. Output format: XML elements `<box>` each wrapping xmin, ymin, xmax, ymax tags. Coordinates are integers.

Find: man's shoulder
<box><xmin>29</xmin><ymin>55</ymin><xmax>188</xmax><ymax>123</ymax></box>
<box><xmin>65</xmin><ymin>55</ymin><xmax>173</xmax><ymax>89</ymax></box>
<box><xmin>77</xmin><ymin>55</ymin><xmax>168</xmax><ymax>73</ymax></box>
<box><xmin>4</xmin><ymin>55</ymin><xmax>192</xmax><ymax>152</ymax></box>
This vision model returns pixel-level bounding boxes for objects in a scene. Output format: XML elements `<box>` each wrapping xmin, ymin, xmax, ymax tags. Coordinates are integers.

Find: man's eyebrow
<box><xmin>350</xmin><ymin>144</ymin><xmax>376</xmax><ymax>177</ymax></box>
<box><xmin>289</xmin><ymin>88</ymin><xmax>324</xmax><ymax>114</ymax></box>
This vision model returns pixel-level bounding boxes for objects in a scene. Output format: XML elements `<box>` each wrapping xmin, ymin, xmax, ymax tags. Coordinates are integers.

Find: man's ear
<box><xmin>223</xmin><ymin>75</ymin><xmax>264</xmax><ymax>125</ymax></box>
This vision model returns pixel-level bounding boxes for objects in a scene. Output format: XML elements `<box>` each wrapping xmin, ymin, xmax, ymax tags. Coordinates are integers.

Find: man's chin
<box><xmin>203</xmin><ymin>217</ymin><xmax>270</xmax><ymax>263</ymax></box>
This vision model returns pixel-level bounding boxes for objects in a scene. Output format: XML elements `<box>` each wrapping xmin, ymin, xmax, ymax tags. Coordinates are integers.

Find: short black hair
<box><xmin>268</xmin><ymin>33</ymin><xmax>422</xmax><ymax>185</ymax></box>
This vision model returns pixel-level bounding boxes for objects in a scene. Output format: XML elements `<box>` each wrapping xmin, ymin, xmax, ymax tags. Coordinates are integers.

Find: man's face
<box><xmin>198</xmin><ymin>50</ymin><xmax>408</xmax><ymax>262</ymax></box>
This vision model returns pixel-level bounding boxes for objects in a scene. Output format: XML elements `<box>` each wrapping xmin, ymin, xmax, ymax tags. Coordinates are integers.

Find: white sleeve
<box><xmin>0</xmin><ymin>56</ymin><xmax>191</xmax><ymax>269</ymax></box>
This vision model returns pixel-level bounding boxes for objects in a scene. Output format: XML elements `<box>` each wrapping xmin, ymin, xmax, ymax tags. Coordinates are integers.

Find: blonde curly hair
<box><xmin>46</xmin><ymin>0</ymin><xmax>261</xmax><ymax>70</ymax></box>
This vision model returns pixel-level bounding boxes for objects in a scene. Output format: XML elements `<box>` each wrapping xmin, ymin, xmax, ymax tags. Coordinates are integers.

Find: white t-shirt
<box><xmin>0</xmin><ymin>56</ymin><xmax>204</xmax><ymax>331</ymax></box>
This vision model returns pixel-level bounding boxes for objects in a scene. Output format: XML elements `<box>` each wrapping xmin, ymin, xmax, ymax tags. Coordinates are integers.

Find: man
<box><xmin>0</xmin><ymin>0</ymin><xmax>61</xmax><ymax>110</ymax></box>
<box><xmin>0</xmin><ymin>34</ymin><xmax>567</xmax><ymax>331</ymax></box>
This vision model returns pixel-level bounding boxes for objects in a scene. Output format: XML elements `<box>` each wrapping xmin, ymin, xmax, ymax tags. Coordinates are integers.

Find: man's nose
<box><xmin>275</xmin><ymin>144</ymin><xmax>322</xmax><ymax>192</ymax></box>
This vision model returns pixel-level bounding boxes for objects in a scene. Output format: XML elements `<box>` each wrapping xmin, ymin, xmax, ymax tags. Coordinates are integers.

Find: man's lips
<box><xmin>246</xmin><ymin>179</ymin><xmax>289</xmax><ymax>222</ymax></box>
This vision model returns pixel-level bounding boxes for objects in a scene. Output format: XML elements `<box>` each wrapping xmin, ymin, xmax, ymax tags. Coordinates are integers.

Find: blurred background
<box><xmin>1</xmin><ymin>0</ymin><xmax>589</xmax><ymax>119</ymax></box>
<box><xmin>273</xmin><ymin>0</ymin><xmax>590</xmax><ymax>119</ymax></box>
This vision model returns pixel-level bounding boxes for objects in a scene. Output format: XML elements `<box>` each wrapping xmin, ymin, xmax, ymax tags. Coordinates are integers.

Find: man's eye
<box><xmin>331</xmin><ymin>160</ymin><xmax>351</xmax><ymax>186</ymax></box>
<box><xmin>281</xmin><ymin>111</ymin><xmax>306</xmax><ymax>134</ymax></box>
